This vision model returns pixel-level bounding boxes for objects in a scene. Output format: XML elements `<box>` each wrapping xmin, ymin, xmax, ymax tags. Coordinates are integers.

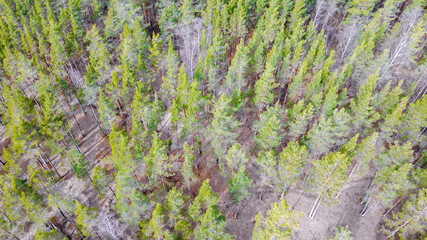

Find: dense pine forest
<box><xmin>0</xmin><ymin>0</ymin><xmax>426</xmax><ymax>239</ymax></box>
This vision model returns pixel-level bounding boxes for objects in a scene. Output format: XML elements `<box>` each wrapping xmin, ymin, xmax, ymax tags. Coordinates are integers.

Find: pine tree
<box><xmin>209</xmin><ymin>94</ymin><xmax>241</xmax><ymax>163</ymax></box>
<box><xmin>92</xmin><ymin>166</ymin><xmax>112</xmax><ymax>198</ymax></box>
<box><xmin>225</xmin><ymin>143</ymin><xmax>249</xmax><ymax>174</ymax></box>
<box><xmin>350</xmin><ymin>70</ymin><xmax>380</xmax><ymax>131</ymax></box>
<box><xmin>309</xmin><ymin>152</ymin><xmax>350</xmax><ymax>218</ymax></box>
<box><xmin>140</xmin><ymin>203</ymin><xmax>172</xmax><ymax>240</ymax></box>
<box><xmin>97</xmin><ymin>90</ymin><xmax>116</xmax><ymax>132</ymax></box>
<box><xmin>36</xmin><ymin>79</ymin><xmax>67</xmax><ymax>157</ymax></box>
<box><xmin>362</xmin><ymin>163</ymin><xmax>413</xmax><ymax>216</ymax></box>
<box><xmin>181</xmin><ymin>142</ymin><xmax>198</xmax><ymax>191</ymax></box>
<box><xmin>380</xmin><ymin>97</ymin><xmax>408</xmax><ymax>142</ymax></box>
<box><xmin>115</xmin><ymin>168</ymin><xmax>149</xmax><ymax>225</ymax></box>
<box><xmin>253</xmin><ymin>198</ymin><xmax>302</xmax><ymax>240</ymax></box>
<box><xmin>145</xmin><ymin>132</ymin><xmax>174</xmax><ymax>186</ymax></box>
<box><xmin>253</xmin><ymin>103</ymin><xmax>284</xmax><ymax>150</ymax></box>
<box><xmin>75</xmin><ymin>201</ymin><xmax>96</xmax><ymax>237</ymax></box>
<box><xmin>278</xmin><ymin>141</ymin><xmax>308</xmax><ymax>198</ymax></box>
<box><xmin>376</xmin><ymin>141</ymin><xmax>413</xmax><ymax>168</ymax></box>
<box><xmin>254</xmin><ymin>45</ymin><xmax>280</xmax><ymax>109</ymax></box>
<box><xmin>159</xmin><ymin>2</ymin><xmax>181</xmax><ymax>38</ymax></box>
<box><xmin>69</xmin><ymin>150</ymin><xmax>89</xmax><ymax>179</ymax></box>
<box><xmin>149</xmin><ymin>32</ymin><xmax>163</xmax><ymax>74</ymax></box>
<box><xmin>188</xmin><ymin>179</ymin><xmax>219</xmax><ymax>221</ymax></box>
<box><xmin>382</xmin><ymin>188</ymin><xmax>427</xmax><ymax>239</ymax></box>
<box><xmin>229</xmin><ymin>0</ymin><xmax>247</xmax><ymax>41</ymax></box>
<box><xmin>194</xmin><ymin>205</ymin><xmax>233</xmax><ymax>240</ymax></box>
<box><xmin>162</xmin><ymin>38</ymin><xmax>180</xmax><ymax>103</ymax></box>
<box><xmin>165</xmin><ymin>187</ymin><xmax>185</xmax><ymax>226</ymax></box>
<box><xmin>224</xmin><ymin>39</ymin><xmax>249</xmax><ymax>95</ymax></box>
<box><xmin>256</xmin><ymin>150</ymin><xmax>278</xmax><ymax>199</ymax></box>
<box><xmin>288</xmin><ymin>100</ymin><xmax>314</xmax><ymax>140</ymax></box>
<box><xmin>400</xmin><ymin>94</ymin><xmax>427</xmax><ymax>143</ymax></box>
<box><xmin>351</xmin><ymin>132</ymin><xmax>378</xmax><ymax>177</ymax></box>
<box><xmin>328</xmin><ymin>226</ymin><xmax>353</xmax><ymax>240</ymax></box>
<box><xmin>230</xmin><ymin>165</ymin><xmax>252</xmax><ymax>203</ymax></box>
<box><xmin>85</xmin><ymin>24</ymin><xmax>111</xmax><ymax>87</ymax></box>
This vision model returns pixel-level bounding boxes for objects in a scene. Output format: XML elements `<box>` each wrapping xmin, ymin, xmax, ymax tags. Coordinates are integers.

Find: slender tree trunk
<box><xmin>117</xmin><ymin>99</ymin><xmax>123</xmax><ymax>116</ymax></box>
<box><xmin>309</xmin><ymin>194</ymin><xmax>322</xmax><ymax>219</ymax></box>
<box><xmin>280</xmin><ymin>183</ymin><xmax>288</xmax><ymax>201</ymax></box>
<box><xmin>385</xmin><ymin>218</ymin><xmax>414</xmax><ymax>240</ymax></box>
<box><xmin>89</xmin><ymin>105</ymin><xmax>105</xmax><ymax>134</ymax></box>
<box><xmin>336</xmin><ymin>162</ymin><xmax>359</xmax><ymax>198</ymax></box>
<box><xmin>384</xmin><ymin>196</ymin><xmax>403</xmax><ymax>217</ymax></box>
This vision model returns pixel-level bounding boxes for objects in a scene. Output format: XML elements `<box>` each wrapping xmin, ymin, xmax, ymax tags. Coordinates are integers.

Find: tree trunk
<box><xmin>117</xmin><ymin>99</ymin><xmax>124</xmax><ymax>116</ymax></box>
<box><xmin>90</xmin><ymin>105</ymin><xmax>105</xmax><ymax>134</ymax></box>
<box><xmin>309</xmin><ymin>194</ymin><xmax>322</xmax><ymax>219</ymax></box>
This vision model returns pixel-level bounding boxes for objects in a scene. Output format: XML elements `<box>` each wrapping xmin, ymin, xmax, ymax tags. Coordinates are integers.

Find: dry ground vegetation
<box><xmin>0</xmin><ymin>0</ymin><xmax>426</xmax><ymax>239</ymax></box>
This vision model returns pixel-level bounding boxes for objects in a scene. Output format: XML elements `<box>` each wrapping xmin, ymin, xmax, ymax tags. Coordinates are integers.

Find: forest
<box><xmin>0</xmin><ymin>0</ymin><xmax>426</xmax><ymax>239</ymax></box>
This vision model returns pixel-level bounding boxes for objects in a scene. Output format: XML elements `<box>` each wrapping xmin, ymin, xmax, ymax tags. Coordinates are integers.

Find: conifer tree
<box><xmin>382</xmin><ymin>188</ymin><xmax>427</xmax><ymax>239</ymax></box>
<box><xmin>253</xmin><ymin>199</ymin><xmax>302</xmax><ymax>240</ymax></box>
<box><xmin>92</xmin><ymin>166</ymin><xmax>113</xmax><ymax>198</ymax></box>
<box><xmin>309</xmin><ymin>152</ymin><xmax>350</xmax><ymax>218</ymax></box>
<box><xmin>253</xmin><ymin>103</ymin><xmax>284</xmax><ymax>150</ymax></box>
<box><xmin>75</xmin><ymin>201</ymin><xmax>96</xmax><ymax>237</ymax></box>
<box><xmin>278</xmin><ymin>141</ymin><xmax>308</xmax><ymax>198</ymax></box>
<box><xmin>328</xmin><ymin>226</ymin><xmax>353</xmax><ymax>240</ymax></box>
<box><xmin>225</xmin><ymin>143</ymin><xmax>249</xmax><ymax>174</ymax></box>
<box><xmin>230</xmin><ymin>165</ymin><xmax>252</xmax><ymax>203</ymax></box>
<box><xmin>140</xmin><ymin>203</ymin><xmax>172</xmax><ymax>240</ymax></box>
<box><xmin>194</xmin><ymin>205</ymin><xmax>233</xmax><ymax>240</ymax></box>
<box><xmin>149</xmin><ymin>32</ymin><xmax>163</xmax><ymax>75</ymax></box>
<box><xmin>350</xmin><ymin>70</ymin><xmax>380</xmax><ymax>131</ymax></box>
<box><xmin>162</xmin><ymin>38</ymin><xmax>180</xmax><ymax>103</ymax></box>
<box><xmin>400</xmin><ymin>94</ymin><xmax>426</xmax><ymax>143</ymax></box>
<box><xmin>254</xmin><ymin>45</ymin><xmax>280</xmax><ymax>109</ymax></box>
<box><xmin>188</xmin><ymin>179</ymin><xmax>219</xmax><ymax>221</ymax></box>
<box><xmin>351</xmin><ymin>132</ymin><xmax>378</xmax><ymax>177</ymax></box>
<box><xmin>380</xmin><ymin>97</ymin><xmax>408</xmax><ymax>142</ymax></box>
<box><xmin>288</xmin><ymin>100</ymin><xmax>314</xmax><ymax>140</ymax></box>
<box><xmin>165</xmin><ymin>187</ymin><xmax>185</xmax><ymax>226</ymax></box>
<box><xmin>145</xmin><ymin>132</ymin><xmax>174</xmax><ymax>186</ymax></box>
<box><xmin>256</xmin><ymin>150</ymin><xmax>278</xmax><ymax>199</ymax></box>
<box><xmin>209</xmin><ymin>94</ymin><xmax>241</xmax><ymax>163</ymax></box>
<box><xmin>362</xmin><ymin>163</ymin><xmax>413</xmax><ymax>216</ymax></box>
<box><xmin>224</xmin><ymin>39</ymin><xmax>249</xmax><ymax>95</ymax></box>
<box><xmin>181</xmin><ymin>142</ymin><xmax>198</xmax><ymax>191</ymax></box>
<box><xmin>97</xmin><ymin>90</ymin><xmax>116</xmax><ymax>132</ymax></box>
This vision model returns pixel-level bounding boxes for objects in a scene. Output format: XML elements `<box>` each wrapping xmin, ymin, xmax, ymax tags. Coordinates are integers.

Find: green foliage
<box><xmin>140</xmin><ymin>203</ymin><xmax>172</xmax><ymax>240</ymax></box>
<box><xmin>182</xmin><ymin>142</ymin><xmax>198</xmax><ymax>189</ymax></box>
<box><xmin>230</xmin><ymin>166</ymin><xmax>252</xmax><ymax>202</ymax></box>
<box><xmin>225</xmin><ymin>143</ymin><xmax>249</xmax><ymax>173</ymax></box>
<box><xmin>256</xmin><ymin>150</ymin><xmax>278</xmax><ymax>190</ymax></box>
<box><xmin>253</xmin><ymin>103</ymin><xmax>284</xmax><ymax>150</ymax></box>
<box><xmin>278</xmin><ymin>141</ymin><xmax>308</xmax><ymax>191</ymax></box>
<box><xmin>165</xmin><ymin>187</ymin><xmax>185</xmax><ymax>225</ymax></box>
<box><xmin>194</xmin><ymin>205</ymin><xmax>233</xmax><ymax>240</ymax></box>
<box><xmin>209</xmin><ymin>94</ymin><xmax>241</xmax><ymax>162</ymax></box>
<box><xmin>288</xmin><ymin>100</ymin><xmax>314</xmax><ymax>140</ymax></box>
<box><xmin>75</xmin><ymin>201</ymin><xmax>96</xmax><ymax>237</ymax></box>
<box><xmin>310</xmin><ymin>152</ymin><xmax>350</xmax><ymax>206</ymax></box>
<box><xmin>145</xmin><ymin>132</ymin><xmax>174</xmax><ymax>186</ymax></box>
<box><xmin>189</xmin><ymin>179</ymin><xmax>219</xmax><ymax>221</ymax></box>
<box><xmin>382</xmin><ymin>188</ymin><xmax>427</xmax><ymax>239</ymax></box>
<box><xmin>70</xmin><ymin>150</ymin><xmax>89</xmax><ymax>179</ymax></box>
<box><xmin>92</xmin><ymin>166</ymin><xmax>112</xmax><ymax>198</ymax></box>
<box><xmin>253</xmin><ymin>199</ymin><xmax>302</xmax><ymax>240</ymax></box>
<box><xmin>328</xmin><ymin>226</ymin><xmax>353</xmax><ymax>240</ymax></box>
